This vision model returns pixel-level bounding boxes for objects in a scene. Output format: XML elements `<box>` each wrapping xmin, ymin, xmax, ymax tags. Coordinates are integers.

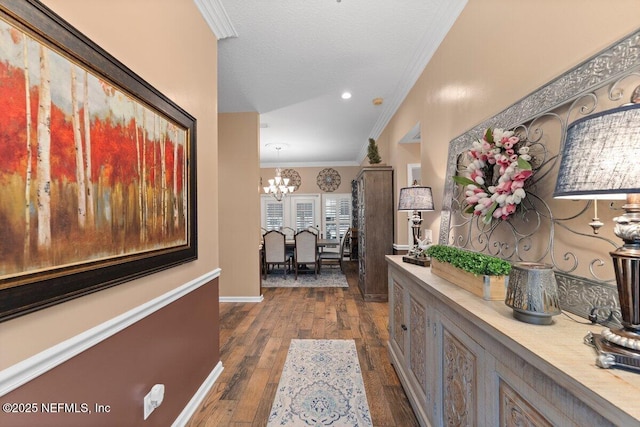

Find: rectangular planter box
<box><xmin>430</xmin><ymin>259</ymin><xmax>507</xmax><ymax>301</ymax></box>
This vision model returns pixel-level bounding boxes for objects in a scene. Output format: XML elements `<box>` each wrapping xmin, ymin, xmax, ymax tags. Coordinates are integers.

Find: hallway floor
<box><xmin>186</xmin><ymin>261</ymin><xmax>419</xmax><ymax>426</ymax></box>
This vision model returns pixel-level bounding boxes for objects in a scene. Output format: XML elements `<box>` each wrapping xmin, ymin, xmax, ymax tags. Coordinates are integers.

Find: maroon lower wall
<box><xmin>0</xmin><ymin>277</ymin><xmax>219</xmax><ymax>426</ymax></box>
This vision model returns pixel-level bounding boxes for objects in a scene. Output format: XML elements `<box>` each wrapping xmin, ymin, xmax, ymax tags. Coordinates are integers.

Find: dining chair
<box><xmin>281</xmin><ymin>226</ymin><xmax>296</xmax><ymax>259</ymax></box>
<box><xmin>306</xmin><ymin>226</ymin><xmax>320</xmax><ymax>236</ymax></box>
<box><xmin>263</xmin><ymin>230</ymin><xmax>291</xmax><ymax>279</ymax></box>
<box><xmin>319</xmin><ymin>228</ymin><xmax>351</xmax><ymax>273</ymax></box>
<box><xmin>281</xmin><ymin>226</ymin><xmax>296</xmax><ymax>240</ymax></box>
<box><xmin>293</xmin><ymin>230</ymin><xmax>319</xmax><ymax>279</ymax></box>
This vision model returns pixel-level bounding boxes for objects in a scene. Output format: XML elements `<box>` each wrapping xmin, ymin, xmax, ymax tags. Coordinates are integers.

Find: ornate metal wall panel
<box><xmin>440</xmin><ymin>29</ymin><xmax>640</xmax><ymax>326</ymax></box>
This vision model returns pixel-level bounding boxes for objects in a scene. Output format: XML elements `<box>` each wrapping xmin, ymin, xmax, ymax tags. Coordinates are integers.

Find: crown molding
<box><xmin>193</xmin><ymin>0</ymin><xmax>238</xmax><ymax>40</ymax></box>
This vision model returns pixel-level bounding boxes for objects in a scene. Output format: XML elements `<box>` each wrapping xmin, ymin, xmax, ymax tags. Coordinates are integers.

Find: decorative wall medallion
<box><xmin>317</xmin><ymin>168</ymin><xmax>341</xmax><ymax>192</ymax></box>
<box><xmin>280</xmin><ymin>168</ymin><xmax>301</xmax><ymax>191</ymax></box>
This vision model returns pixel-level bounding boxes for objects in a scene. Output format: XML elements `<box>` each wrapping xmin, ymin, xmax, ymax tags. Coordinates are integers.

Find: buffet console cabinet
<box><xmin>386</xmin><ymin>255</ymin><xmax>640</xmax><ymax>427</ymax></box>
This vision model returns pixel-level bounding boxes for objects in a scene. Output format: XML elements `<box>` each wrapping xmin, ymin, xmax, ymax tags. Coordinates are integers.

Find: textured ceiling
<box><xmin>207</xmin><ymin>0</ymin><xmax>467</xmax><ymax>166</ymax></box>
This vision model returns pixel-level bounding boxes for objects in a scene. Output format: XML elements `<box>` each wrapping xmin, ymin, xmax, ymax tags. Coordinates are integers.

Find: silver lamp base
<box><xmin>588</xmin><ymin>198</ymin><xmax>640</xmax><ymax>373</ymax></box>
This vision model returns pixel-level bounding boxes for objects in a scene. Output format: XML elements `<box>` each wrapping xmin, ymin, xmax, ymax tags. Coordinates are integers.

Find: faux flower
<box><xmin>453</xmin><ymin>128</ymin><xmax>532</xmax><ymax>223</ymax></box>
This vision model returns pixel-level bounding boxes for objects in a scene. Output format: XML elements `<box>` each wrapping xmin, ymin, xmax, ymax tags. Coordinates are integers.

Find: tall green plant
<box><xmin>367</xmin><ymin>138</ymin><xmax>381</xmax><ymax>164</ymax></box>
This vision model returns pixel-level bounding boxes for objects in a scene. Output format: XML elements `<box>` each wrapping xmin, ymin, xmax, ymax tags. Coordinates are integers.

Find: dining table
<box><xmin>258</xmin><ymin>239</ymin><xmax>339</xmax><ymax>251</ymax></box>
<box><xmin>259</xmin><ymin>238</ymin><xmax>341</xmax><ymax>287</ymax></box>
<box><xmin>285</xmin><ymin>238</ymin><xmax>339</xmax><ymax>250</ymax></box>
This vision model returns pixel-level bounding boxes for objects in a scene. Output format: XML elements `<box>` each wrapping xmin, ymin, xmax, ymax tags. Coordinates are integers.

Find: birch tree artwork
<box><xmin>0</xmin><ymin>18</ymin><xmax>189</xmax><ymax>284</ymax></box>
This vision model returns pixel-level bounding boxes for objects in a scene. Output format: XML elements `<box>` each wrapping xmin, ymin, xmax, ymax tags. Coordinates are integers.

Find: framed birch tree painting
<box><xmin>0</xmin><ymin>0</ymin><xmax>197</xmax><ymax>321</ymax></box>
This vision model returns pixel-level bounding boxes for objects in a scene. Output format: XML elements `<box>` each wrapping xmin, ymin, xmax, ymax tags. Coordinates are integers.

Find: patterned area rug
<box><xmin>268</xmin><ymin>339</ymin><xmax>372</xmax><ymax>426</ymax></box>
<box><xmin>262</xmin><ymin>268</ymin><xmax>348</xmax><ymax>288</ymax></box>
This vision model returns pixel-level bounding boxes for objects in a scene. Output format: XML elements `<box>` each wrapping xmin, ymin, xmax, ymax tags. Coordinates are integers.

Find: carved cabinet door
<box><xmin>387</xmin><ymin>271</ymin><xmax>439</xmax><ymax>426</ymax></box>
<box><xmin>390</xmin><ymin>280</ymin><xmax>406</xmax><ymax>359</ymax></box>
<box><xmin>406</xmin><ymin>282</ymin><xmax>437</xmax><ymax>421</ymax></box>
<box><xmin>438</xmin><ymin>312</ymin><xmax>487</xmax><ymax>427</ymax></box>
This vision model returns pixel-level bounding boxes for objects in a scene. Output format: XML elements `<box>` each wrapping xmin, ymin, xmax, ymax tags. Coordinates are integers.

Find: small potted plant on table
<box><xmin>425</xmin><ymin>245</ymin><xmax>511</xmax><ymax>301</ymax></box>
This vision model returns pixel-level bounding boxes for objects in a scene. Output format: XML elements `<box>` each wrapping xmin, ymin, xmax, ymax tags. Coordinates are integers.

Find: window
<box><xmin>261</xmin><ymin>194</ymin><xmax>320</xmax><ymax>233</ymax></box>
<box><xmin>262</xmin><ymin>198</ymin><xmax>284</xmax><ymax>231</ymax></box>
<box><xmin>322</xmin><ymin>194</ymin><xmax>351</xmax><ymax>250</ymax></box>
<box><xmin>261</xmin><ymin>194</ymin><xmax>351</xmax><ymax>240</ymax></box>
<box><xmin>293</xmin><ymin>200</ymin><xmax>316</xmax><ymax>231</ymax></box>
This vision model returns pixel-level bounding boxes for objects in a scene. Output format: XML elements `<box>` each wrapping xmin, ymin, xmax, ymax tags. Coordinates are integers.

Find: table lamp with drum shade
<box><xmin>554</xmin><ymin>101</ymin><xmax>640</xmax><ymax>371</ymax></box>
<box><xmin>398</xmin><ymin>185</ymin><xmax>434</xmax><ymax>266</ymax></box>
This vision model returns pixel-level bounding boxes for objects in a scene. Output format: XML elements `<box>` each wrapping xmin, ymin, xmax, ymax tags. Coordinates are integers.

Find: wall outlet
<box><xmin>143</xmin><ymin>384</ymin><xmax>165</xmax><ymax>420</ymax></box>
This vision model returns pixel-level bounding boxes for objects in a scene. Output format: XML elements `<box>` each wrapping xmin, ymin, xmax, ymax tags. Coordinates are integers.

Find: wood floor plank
<box><xmin>187</xmin><ymin>383</ymin><xmax>236</xmax><ymax>426</ymax></box>
<box><xmin>384</xmin><ymin>385</ymin><xmax>422</xmax><ymax>427</ymax></box>
<box><xmin>186</xmin><ymin>261</ymin><xmax>419</xmax><ymax>427</ymax></box>
<box><xmin>267</xmin><ymin>341</ymin><xmax>291</xmax><ymax>385</ymax></box>
<box><xmin>252</xmin><ymin>382</ymin><xmax>277</xmax><ymax>427</ymax></box>
<box><xmin>299</xmin><ymin>310</ymin><xmax>314</xmax><ymax>330</ymax></box>
<box><xmin>256</xmin><ymin>336</ymin><xmax>282</xmax><ymax>370</ymax></box>
<box><xmin>361</xmin><ymin>364</ymin><xmax>395</xmax><ymax>426</ymax></box>
<box><xmin>232</xmin><ymin>367</ymin><xmax>271</xmax><ymax>423</ymax></box>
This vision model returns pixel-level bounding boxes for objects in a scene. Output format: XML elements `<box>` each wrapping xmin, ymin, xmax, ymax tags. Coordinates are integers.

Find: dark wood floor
<box><xmin>186</xmin><ymin>262</ymin><xmax>419</xmax><ymax>427</ymax></box>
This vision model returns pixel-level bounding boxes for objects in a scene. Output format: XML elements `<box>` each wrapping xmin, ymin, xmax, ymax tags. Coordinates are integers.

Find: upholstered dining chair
<box><xmin>263</xmin><ymin>230</ymin><xmax>291</xmax><ymax>279</ymax></box>
<box><xmin>293</xmin><ymin>230</ymin><xmax>319</xmax><ymax>279</ymax></box>
<box><xmin>281</xmin><ymin>226</ymin><xmax>296</xmax><ymax>240</ymax></box>
<box><xmin>319</xmin><ymin>228</ymin><xmax>352</xmax><ymax>273</ymax></box>
<box><xmin>306</xmin><ymin>225</ymin><xmax>320</xmax><ymax>236</ymax></box>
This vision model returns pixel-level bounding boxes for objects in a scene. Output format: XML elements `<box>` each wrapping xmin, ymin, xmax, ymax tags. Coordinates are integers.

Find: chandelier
<box><xmin>263</xmin><ymin>168</ymin><xmax>295</xmax><ymax>201</ymax></box>
<box><xmin>263</xmin><ymin>145</ymin><xmax>295</xmax><ymax>201</ymax></box>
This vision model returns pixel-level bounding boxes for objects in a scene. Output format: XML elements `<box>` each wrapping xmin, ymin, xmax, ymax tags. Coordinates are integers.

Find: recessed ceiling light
<box><xmin>341</xmin><ymin>92</ymin><xmax>352</xmax><ymax>100</ymax></box>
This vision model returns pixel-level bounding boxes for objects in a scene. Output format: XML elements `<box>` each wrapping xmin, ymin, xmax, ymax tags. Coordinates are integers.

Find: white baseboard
<box><xmin>219</xmin><ymin>295</ymin><xmax>264</xmax><ymax>303</ymax></box>
<box><xmin>0</xmin><ymin>268</ymin><xmax>221</xmax><ymax>397</ymax></box>
<box><xmin>172</xmin><ymin>361</ymin><xmax>224</xmax><ymax>427</ymax></box>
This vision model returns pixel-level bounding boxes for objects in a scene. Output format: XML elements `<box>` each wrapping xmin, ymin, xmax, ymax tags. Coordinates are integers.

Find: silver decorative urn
<box><xmin>505</xmin><ymin>262</ymin><xmax>561</xmax><ymax>325</ymax></box>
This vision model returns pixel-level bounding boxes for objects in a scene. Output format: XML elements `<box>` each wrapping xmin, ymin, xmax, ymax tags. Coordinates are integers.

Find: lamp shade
<box><xmin>554</xmin><ymin>103</ymin><xmax>640</xmax><ymax>200</ymax></box>
<box><xmin>398</xmin><ymin>186</ymin><xmax>435</xmax><ymax>211</ymax></box>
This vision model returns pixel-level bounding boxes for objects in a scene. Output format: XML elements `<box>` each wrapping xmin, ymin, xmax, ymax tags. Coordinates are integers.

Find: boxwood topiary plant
<box><xmin>425</xmin><ymin>244</ymin><xmax>511</xmax><ymax>276</ymax></box>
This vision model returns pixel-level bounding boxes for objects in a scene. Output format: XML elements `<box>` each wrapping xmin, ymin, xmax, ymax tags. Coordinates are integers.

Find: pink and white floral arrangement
<box><xmin>453</xmin><ymin>128</ymin><xmax>533</xmax><ymax>224</ymax></box>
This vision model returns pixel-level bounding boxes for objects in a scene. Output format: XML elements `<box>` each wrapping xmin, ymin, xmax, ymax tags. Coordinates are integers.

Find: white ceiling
<box><xmin>195</xmin><ymin>0</ymin><xmax>467</xmax><ymax>167</ymax></box>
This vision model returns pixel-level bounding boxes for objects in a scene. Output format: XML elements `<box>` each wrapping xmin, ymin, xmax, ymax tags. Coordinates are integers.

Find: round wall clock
<box><xmin>280</xmin><ymin>168</ymin><xmax>302</xmax><ymax>191</ymax></box>
<box><xmin>317</xmin><ymin>168</ymin><xmax>341</xmax><ymax>192</ymax></box>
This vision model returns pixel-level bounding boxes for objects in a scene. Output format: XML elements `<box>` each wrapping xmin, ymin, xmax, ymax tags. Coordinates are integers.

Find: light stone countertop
<box><xmin>386</xmin><ymin>255</ymin><xmax>640</xmax><ymax>425</ymax></box>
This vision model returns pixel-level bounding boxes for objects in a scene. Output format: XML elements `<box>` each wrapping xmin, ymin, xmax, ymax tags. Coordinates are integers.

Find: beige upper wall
<box><xmin>260</xmin><ymin>166</ymin><xmax>361</xmax><ymax>195</ymax></box>
<box><xmin>0</xmin><ymin>0</ymin><xmax>218</xmax><ymax>368</ymax></box>
<box><xmin>381</xmin><ymin>0</ymin><xmax>640</xmax><ymax>244</ymax></box>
